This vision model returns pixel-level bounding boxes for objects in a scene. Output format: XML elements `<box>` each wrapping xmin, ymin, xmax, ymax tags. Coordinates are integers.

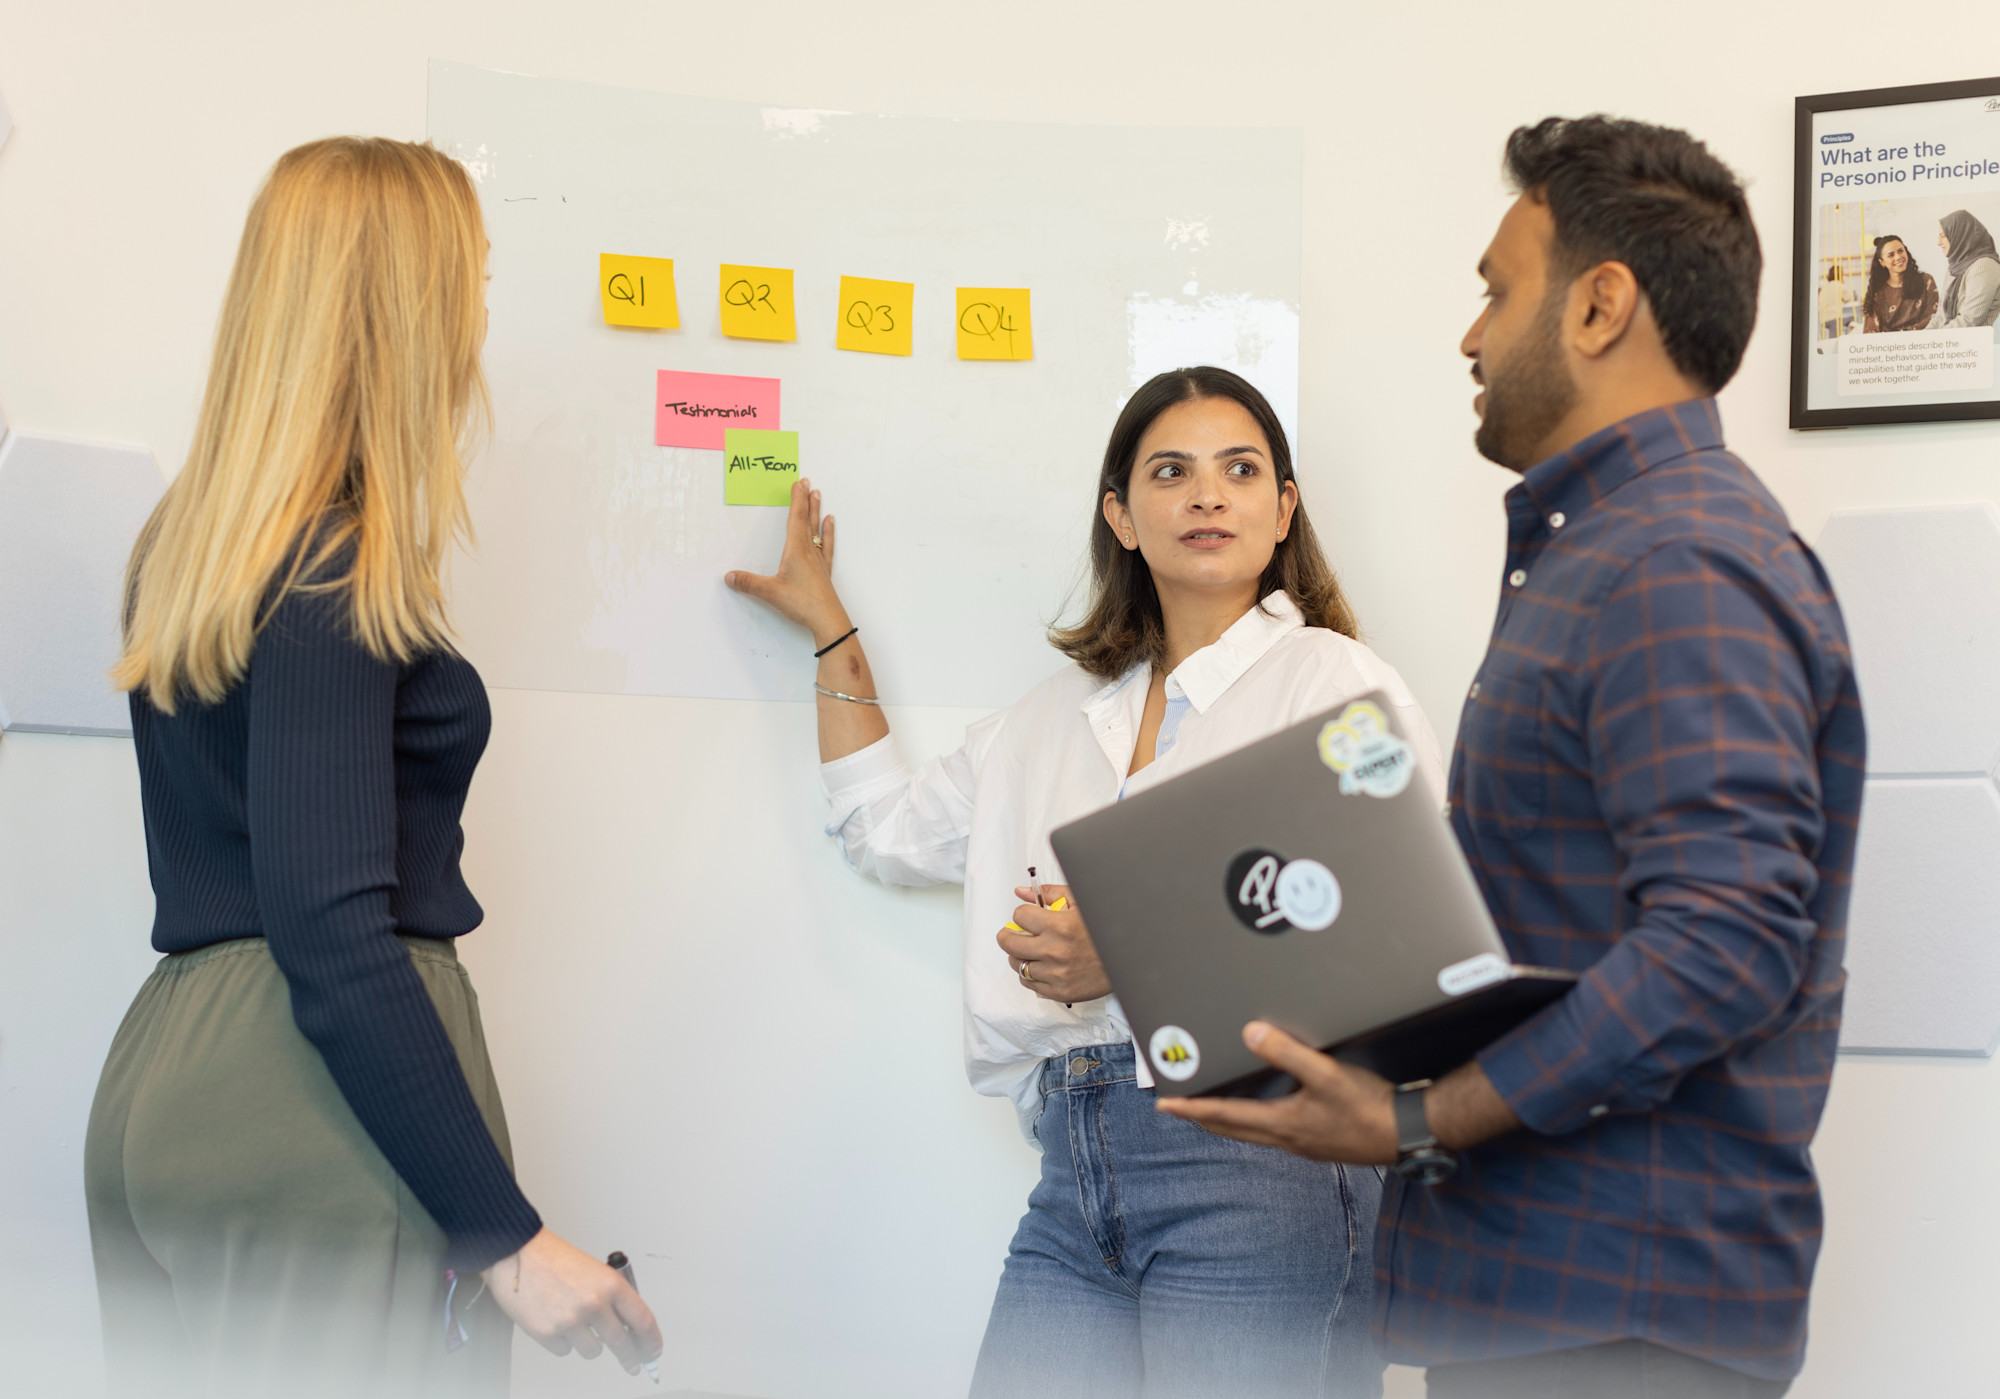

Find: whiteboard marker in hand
<box><xmin>605</xmin><ymin>1252</ymin><xmax>660</xmax><ymax>1384</ymax></box>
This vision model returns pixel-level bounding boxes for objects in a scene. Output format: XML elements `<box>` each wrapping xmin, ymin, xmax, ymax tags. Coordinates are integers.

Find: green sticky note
<box><xmin>723</xmin><ymin>429</ymin><xmax>799</xmax><ymax>506</ymax></box>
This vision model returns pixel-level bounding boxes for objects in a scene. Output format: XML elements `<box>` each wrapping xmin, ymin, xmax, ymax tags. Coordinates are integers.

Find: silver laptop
<box><xmin>1049</xmin><ymin>690</ymin><xmax>1574</xmax><ymax>1098</ymax></box>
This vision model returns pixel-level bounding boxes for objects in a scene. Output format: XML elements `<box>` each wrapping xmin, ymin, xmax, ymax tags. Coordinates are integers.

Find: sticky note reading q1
<box><xmin>723</xmin><ymin>429</ymin><xmax>800</xmax><ymax>506</ymax></box>
<box><xmin>719</xmin><ymin>264</ymin><xmax>796</xmax><ymax>341</ymax></box>
<box><xmin>956</xmin><ymin>288</ymin><xmax>1032</xmax><ymax>361</ymax></box>
<box><xmin>836</xmin><ymin>276</ymin><xmax>914</xmax><ymax>355</ymax></box>
<box><xmin>599</xmin><ymin>254</ymin><xmax>679</xmax><ymax>329</ymax></box>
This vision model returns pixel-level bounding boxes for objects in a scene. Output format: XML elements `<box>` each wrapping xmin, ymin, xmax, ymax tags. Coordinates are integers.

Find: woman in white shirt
<box><xmin>726</xmin><ymin>367</ymin><xmax>1443</xmax><ymax>1399</ymax></box>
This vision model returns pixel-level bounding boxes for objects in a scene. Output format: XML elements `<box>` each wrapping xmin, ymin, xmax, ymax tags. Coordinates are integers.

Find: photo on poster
<box><xmin>1793</xmin><ymin>76</ymin><xmax>2000</xmax><ymax>428</ymax></box>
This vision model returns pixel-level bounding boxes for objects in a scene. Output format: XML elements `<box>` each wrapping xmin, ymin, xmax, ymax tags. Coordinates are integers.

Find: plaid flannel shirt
<box><xmin>1375</xmin><ymin>400</ymin><xmax>1866</xmax><ymax>1382</ymax></box>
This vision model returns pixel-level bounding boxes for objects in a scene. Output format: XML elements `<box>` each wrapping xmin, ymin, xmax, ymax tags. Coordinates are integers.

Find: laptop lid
<box><xmin>1050</xmin><ymin>691</ymin><xmax>1511</xmax><ymax>1097</ymax></box>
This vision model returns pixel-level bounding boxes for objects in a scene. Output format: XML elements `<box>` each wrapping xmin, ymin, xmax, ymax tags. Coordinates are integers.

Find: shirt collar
<box><xmin>1079</xmin><ymin>590</ymin><xmax>1305</xmax><ymax>723</ymax></box>
<box><xmin>1509</xmin><ymin>397</ymin><xmax>1725</xmax><ymax>532</ymax></box>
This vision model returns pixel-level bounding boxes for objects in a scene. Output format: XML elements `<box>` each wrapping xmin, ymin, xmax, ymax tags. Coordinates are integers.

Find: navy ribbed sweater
<box><xmin>131</xmin><ymin>578</ymin><xmax>542</xmax><ymax>1271</ymax></box>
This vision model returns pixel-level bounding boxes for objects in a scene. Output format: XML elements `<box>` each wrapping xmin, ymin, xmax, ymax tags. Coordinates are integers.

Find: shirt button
<box><xmin>1588</xmin><ymin>1104</ymin><xmax>1610</xmax><ymax>1118</ymax></box>
<box><xmin>1549</xmin><ymin>511</ymin><xmax>1566</xmax><ymax>529</ymax></box>
<box><xmin>1508</xmin><ymin>569</ymin><xmax>1528</xmax><ymax>588</ymax></box>
<box><xmin>1441</xmin><ymin>800</ymin><xmax>1453</xmax><ymax>818</ymax></box>
<box><xmin>1468</xmin><ymin>682</ymin><xmax>1481</xmax><ymax>699</ymax></box>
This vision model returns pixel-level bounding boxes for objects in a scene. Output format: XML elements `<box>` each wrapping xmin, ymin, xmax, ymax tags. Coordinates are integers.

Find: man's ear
<box><xmin>1570</xmin><ymin>260</ymin><xmax>1643</xmax><ymax>361</ymax></box>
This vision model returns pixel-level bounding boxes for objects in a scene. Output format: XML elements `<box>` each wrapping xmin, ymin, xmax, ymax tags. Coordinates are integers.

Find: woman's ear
<box><xmin>1275</xmin><ymin>479</ymin><xmax>1299</xmax><ymax>543</ymax></box>
<box><xmin>1103</xmin><ymin>490</ymin><xmax>1137</xmax><ymax>550</ymax></box>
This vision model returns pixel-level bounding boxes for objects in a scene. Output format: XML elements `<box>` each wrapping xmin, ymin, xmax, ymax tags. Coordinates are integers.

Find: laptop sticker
<box><xmin>1317</xmin><ymin>700</ymin><xmax>1416</xmax><ymax>798</ymax></box>
<box><xmin>1225</xmin><ymin>849</ymin><xmax>1343</xmax><ymax>934</ymax></box>
<box><xmin>1438</xmin><ymin>952</ymin><xmax>1509</xmax><ymax>995</ymax></box>
<box><xmin>1150</xmin><ymin>1024</ymin><xmax>1201</xmax><ymax>1081</ymax></box>
<box><xmin>1273</xmin><ymin>858</ymin><xmax>1342</xmax><ymax>931</ymax></box>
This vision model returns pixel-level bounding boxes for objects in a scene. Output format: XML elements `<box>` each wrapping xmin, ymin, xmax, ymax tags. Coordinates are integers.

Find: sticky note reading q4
<box><xmin>719</xmin><ymin>264</ymin><xmax>797</xmax><ymax>341</ymax></box>
<box><xmin>599</xmin><ymin>254</ymin><xmax>679</xmax><ymax>329</ymax></box>
<box><xmin>723</xmin><ymin>429</ymin><xmax>799</xmax><ymax>506</ymax></box>
<box><xmin>956</xmin><ymin>287</ymin><xmax>1032</xmax><ymax>361</ymax></box>
<box><xmin>836</xmin><ymin>276</ymin><xmax>914</xmax><ymax>356</ymax></box>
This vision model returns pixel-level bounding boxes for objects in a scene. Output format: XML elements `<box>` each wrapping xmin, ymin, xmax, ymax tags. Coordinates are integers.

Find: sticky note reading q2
<box><xmin>719</xmin><ymin>264</ymin><xmax>796</xmax><ymax>341</ymax></box>
<box><xmin>956</xmin><ymin>288</ymin><xmax>1032</xmax><ymax>361</ymax></box>
<box><xmin>836</xmin><ymin>276</ymin><xmax>914</xmax><ymax>356</ymax></box>
<box><xmin>599</xmin><ymin>254</ymin><xmax>679</xmax><ymax>329</ymax></box>
<box><xmin>724</xmin><ymin>429</ymin><xmax>800</xmax><ymax>507</ymax></box>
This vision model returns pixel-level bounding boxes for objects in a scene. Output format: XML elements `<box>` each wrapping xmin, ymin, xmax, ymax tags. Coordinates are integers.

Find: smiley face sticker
<box><xmin>1317</xmin><ymin>700</ymin><xmax>1416</xmax><ymax>799</ymax></box>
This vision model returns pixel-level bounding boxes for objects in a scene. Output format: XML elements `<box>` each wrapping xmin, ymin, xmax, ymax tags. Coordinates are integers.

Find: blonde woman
<box><xmin>85</xmin><ymin>139</ymin><xmax>661</xmax><ymax>1397</ymax></box>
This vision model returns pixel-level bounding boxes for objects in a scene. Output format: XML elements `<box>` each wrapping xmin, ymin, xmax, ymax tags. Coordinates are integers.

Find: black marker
<box><xmin>605</xmin><ymin>1251</ymin><xmax>660</xmax><ymax>1384</ymax></box>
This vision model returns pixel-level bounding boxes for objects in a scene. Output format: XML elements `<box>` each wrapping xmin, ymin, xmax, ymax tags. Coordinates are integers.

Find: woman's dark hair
<box><xmin>1049</xmin><ymin>366</ymin><xmax>1358</xmax><ymax>679</ymax></box>
<box><xmin>1864</xmin><ymin>235</ymin><xmax>1920</xmax><ymax>316</ymax></box>
<box><xmin>1503</xmin><ymin>115</ymin><xmax>1761</xmax><ymax>394</ymax></box>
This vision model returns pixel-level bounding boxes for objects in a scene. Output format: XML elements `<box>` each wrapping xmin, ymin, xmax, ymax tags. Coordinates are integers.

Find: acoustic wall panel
<box><xmin>1841</xmin><ymin>778</ymin><xmax>2000</xmax><ymax>1055</ymax></box>
<box><xmin>1815</xmin><ymin>504</ymin><xmax>2000</xmax><ymax>1056</ymax></box>
<box><xmin>0</xmin><ymin>433</ymin><xmax>164</xmax><ymax>737</ymax></box>
<box><xmin>1816</xmin><ymin>503</ymin><xmax>2000</xmax><ymax>775</ymax></box>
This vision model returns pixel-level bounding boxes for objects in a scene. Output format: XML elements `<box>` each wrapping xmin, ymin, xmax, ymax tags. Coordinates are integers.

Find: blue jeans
<box><xmin>970</xmin><ymin>1044</ymin><xmax>1383</xmax><ymax>1399</ymax></box>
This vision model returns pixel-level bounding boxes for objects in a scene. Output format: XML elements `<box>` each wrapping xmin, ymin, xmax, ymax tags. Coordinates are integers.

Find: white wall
<box><xmin>2</xmin><ymin>4</ymin><xmax>1996</xmax><ymax>1396</ymax></box>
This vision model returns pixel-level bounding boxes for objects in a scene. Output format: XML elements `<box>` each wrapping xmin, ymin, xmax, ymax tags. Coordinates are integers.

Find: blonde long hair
<box><xmin>116</xmin><ymin>137</ymin><xmax>489</xmax><ymax>712</ymax></box>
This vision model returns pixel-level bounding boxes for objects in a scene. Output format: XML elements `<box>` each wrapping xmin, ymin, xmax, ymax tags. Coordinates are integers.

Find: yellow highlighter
<box><xmin>1005</xmin><ymin>884</ymin><xmax>1068</xmax><ymax>931</ymax></box>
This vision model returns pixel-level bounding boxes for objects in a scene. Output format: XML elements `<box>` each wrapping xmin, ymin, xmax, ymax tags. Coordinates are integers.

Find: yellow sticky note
<box><xmin>956</xmin><ymin>287</ymin><xmax>1032</xmax><ymax>361</ymax></box>
<box><xmin>598</xmin><ymin>254</ymin><xmax>679</xmax><ymax>329</ymax></box>
<box><xmin>719</xmin><ymin>264</ymin><xmax>796</xmax><ymax>341</ymax></box>
<box><xmin>836</xmin><ymin>276</ymin><xmax>914</xmax><ymax>355</ymax></box>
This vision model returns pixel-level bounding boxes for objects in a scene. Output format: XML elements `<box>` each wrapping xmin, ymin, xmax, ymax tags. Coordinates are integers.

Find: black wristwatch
<box><xmin>1391</xmin><ymin>1079</ymin><xmax>1458</xmax><ymax>1185</ymax></box>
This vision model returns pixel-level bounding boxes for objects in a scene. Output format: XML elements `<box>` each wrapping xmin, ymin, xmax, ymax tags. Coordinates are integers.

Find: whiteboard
<box><xmin>428</xmin><ymin>62</ymin><xmax>1301</xmax><ymax>708</ymax></box>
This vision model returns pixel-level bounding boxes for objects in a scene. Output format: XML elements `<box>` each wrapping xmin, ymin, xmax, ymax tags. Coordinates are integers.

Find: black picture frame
<box><xmin>1792</xmin><ymin>75</ymin><xmax>2000</xmax><ymax>430</ymax></box>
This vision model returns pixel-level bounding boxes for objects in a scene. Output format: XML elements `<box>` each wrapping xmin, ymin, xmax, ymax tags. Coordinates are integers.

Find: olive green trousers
<box><xmin>84</xmin><ymin>935</ymin><xmax>517</xmax><ymax>1399</ymax></box>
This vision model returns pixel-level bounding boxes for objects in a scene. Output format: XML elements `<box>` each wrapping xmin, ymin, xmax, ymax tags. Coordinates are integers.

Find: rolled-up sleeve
<box><xmin>820</xmin><ymin>713</ymin><xmax>1002</xmax><ymax>887</ymax></box>
<box><xmin>1478</xmin><ymin>539</ymin><xmax>1832</xmax><ymax>1136</ymax></box>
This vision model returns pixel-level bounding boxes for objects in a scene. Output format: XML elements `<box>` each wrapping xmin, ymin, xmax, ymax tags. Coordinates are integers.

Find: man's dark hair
<box><xmin>1504</xmin><ymin>116</ymin><xmax>1761</xmax><ymax>394</ymax></box>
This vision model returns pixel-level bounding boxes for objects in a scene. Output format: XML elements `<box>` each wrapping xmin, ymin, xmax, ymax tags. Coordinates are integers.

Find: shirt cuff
<box><xmin>1475</xmin><ymin>987</ymin><xmax>1620</xmax><ymax>1138</ymax></box>
<box><xmin>819</xmin><ymin>734</ymin><xmax>910</xmax><ymax>811</ymax></box>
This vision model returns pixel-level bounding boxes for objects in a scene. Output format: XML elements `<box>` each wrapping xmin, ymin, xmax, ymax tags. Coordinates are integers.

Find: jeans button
<box><xmin>1069</xmin><ymin>1058</ymin><xmax>1095</xmax><ymax>1075</ymax></box>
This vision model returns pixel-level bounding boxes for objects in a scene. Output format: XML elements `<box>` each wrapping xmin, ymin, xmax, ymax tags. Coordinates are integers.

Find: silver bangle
<box><xmin>813</xmin><ymin>683</ymin><xmax>882</xmax><ymax>706</ymax></box>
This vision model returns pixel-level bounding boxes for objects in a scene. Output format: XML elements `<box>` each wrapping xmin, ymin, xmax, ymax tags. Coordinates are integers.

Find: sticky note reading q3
<box><xmin>956</xmin><ymin>287</ymin><xmax>1032</xmax><ymax>361</ymax></box>
<box><xmin>719</xmin><ymin>264</ymin><xmax>797</xmax><ymax>341</ymax></box>
<box><xmin>723</xmin><ymin>429</ymin><xmax>800</xmax><ymax>507</ymax></box>
<box><xmin>599</xmin><ymin>254</ymin><xmax>679</xmax><ymax>329</ymax></box>
<box><xmin>656</xmin><ymin>370</ymin><xmax>780</xmax><ymax>451</ymax></box>
<box><xmin>836</xmin><ymin>276</ymin><xmax>914</xmax><ymax>356</ymax></box>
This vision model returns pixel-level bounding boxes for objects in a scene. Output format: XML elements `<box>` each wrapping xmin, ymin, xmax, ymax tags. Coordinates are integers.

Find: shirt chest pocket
<box><xmin>1458</xmin><ymin>655</ymin><xmax>1549</xmax><ymax>833</ymax></box>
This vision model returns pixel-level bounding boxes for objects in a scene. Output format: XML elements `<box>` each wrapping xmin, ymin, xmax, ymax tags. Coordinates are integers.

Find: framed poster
<box><xmin>1793</xmin><ymin>76</ymin><xmax>2000</xmax><ymax>429</ymax></box>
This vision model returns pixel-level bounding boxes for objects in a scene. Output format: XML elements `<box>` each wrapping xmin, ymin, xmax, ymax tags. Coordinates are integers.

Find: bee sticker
<box><xmin>1317</xmin><ymin>700</ymin><xmax>1416</xmax><ymax>799</ymax></box>
<box><xmin>1149</xmin><ymin>1024</ymin><xmax>1201</xmax><ymax>1082</ymax></box>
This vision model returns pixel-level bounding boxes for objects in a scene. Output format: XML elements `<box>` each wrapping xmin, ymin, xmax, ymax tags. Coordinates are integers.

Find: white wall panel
<box><xmin>1842</xmin><ymin>777</ymin><xmax>2000</xmax><ymax>1055</ymax></box>
<box><xmin>1816</xmin><ymin>504</ymin><xmax>2000</xmax><ymax>775</ymax></box>
<box><xmin>0</xmin><ymin>433</ymin><xmax>163</xmax><ymax>737</ymax></box>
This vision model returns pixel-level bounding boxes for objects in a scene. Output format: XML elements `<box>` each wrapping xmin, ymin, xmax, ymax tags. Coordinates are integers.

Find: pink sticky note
<box><xmin>655</xmin><ymin>370</ymin><xmax>781</xmax><ymax>450</ymax></box>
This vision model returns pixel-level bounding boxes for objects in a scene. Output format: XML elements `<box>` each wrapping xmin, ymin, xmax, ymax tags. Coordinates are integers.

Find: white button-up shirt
<box><xmin>819</xmin><ymin>592</ymin><xmax>1446</xmax><ymax>1138</ymax></box>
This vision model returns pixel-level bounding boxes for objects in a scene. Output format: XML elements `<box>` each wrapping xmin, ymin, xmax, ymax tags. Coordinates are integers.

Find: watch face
<box><xmin>1393</xmin><ymin>1148</ymin><xmax>1458</xmax><ymax>1186</ymax></box>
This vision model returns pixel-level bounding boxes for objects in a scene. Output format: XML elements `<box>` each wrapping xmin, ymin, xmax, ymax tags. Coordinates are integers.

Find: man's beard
<box><xmin>1473</xmin><ymin>290</ymin><xmax>1577</xmax><ymax>472</ymax></box>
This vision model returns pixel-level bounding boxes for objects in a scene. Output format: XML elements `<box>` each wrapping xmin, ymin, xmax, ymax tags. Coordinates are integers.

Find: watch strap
<box><xmin>1391</xmin><ymin>1079</ymin><xmax>1459</xmax><ymax>1186</ymax></box>
<box><xmin>1393</xmin><ymin>1079</ymin><xmax>1437</xmax><ymax>1153</ymax></box>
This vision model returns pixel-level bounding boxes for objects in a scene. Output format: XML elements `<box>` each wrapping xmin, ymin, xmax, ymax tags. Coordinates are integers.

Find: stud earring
<box><xmin>1124</xmin><ymin>534</ymin><xmax>1134</xmax><ymax>546</ymax></box>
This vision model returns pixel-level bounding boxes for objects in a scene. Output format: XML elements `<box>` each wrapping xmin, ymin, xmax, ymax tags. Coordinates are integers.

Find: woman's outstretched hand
<box><xmin>482</xmin><ymin>1228</ymin><xmax>663</xmax><ymax>1376</ymax></box>
<box><xmin>724</xmin><ymin>478</ymin><xmax>850</xmax><ymax>646</ymax></box>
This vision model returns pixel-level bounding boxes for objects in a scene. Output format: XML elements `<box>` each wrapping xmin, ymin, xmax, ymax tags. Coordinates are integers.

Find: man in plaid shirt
<box><xmin>1165</xmin><ymin>117</ymin><xmax>1865</xmax><ymax>1397</ymax></box>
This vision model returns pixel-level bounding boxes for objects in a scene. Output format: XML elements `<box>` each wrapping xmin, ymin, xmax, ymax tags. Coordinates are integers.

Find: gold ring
<box><xmin>1019</xmin><ymin>962</ymin><xmax>1033</xmax><ymax>983</ymax></box>
<box><xmin>811</xmin><ymin>535</ymin><xmax>823</xmax><ymax>548</ymax></box>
